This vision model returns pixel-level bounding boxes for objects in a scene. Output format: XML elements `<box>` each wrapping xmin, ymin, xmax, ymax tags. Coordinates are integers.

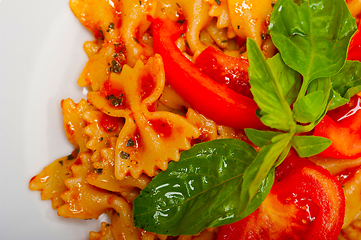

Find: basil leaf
<box><xmin>244</xmin><ymin>128</ymin><xmax>282</xmax><ymax>147</ymax></box>
<box><xmin>331</xmin><ymin>90</ymin><xmax>351</xmax><ymax>111</ymax></box>
<box><xmin>307</xmin><ymin>76</ymin><xmax>333</xmax><ymax>120</ymax></box>
<box><xmin>239</xmin><ymin>132</ymin><xmax>293</xmax><ymax>213</ymax></box>
<box><xmin>330</xmin><ymin>60</ymin><xmax>361</xmax><ymax>110</ymax></box>
<box><xmin>293</xmin><ymin>90</ymin><xmax>325</xmax><ymax>123</ymax></box>
<box><xmin>267</xmin><ymin>53</ymin><xmax>301</xmax><ymax>105</ymax></box>
<box><xmin>296</xmin><ymin>77</ymin><xmax>333</xmax><ymax>132</ymax></box>
<box><xmin>239</xmin><ymin>167</ymin><xmax>275</xmax><ymax>219</ymax></box>
<box><xmin>291</xmin><ymin>135</ymin><xmax>332</xmax><ymax>157</ymax></box>
<box><xmin>269</xmin><ymin>0</ymin><xmax>356</xmax><ymax>92</ymax></box>
<box><xmin>247</xmin><ymin>39</ymin><xmax>295</xmax><ymax>132</ymax></box>
<box><xmin>293</xmin><ymin>76</ymin><xmax>333</xmax><ymax>124</ymax></box>
<box><xmin>133</xmin><ymin>139</ymin><xmax>269</xmax><ymax>236</ymax></box>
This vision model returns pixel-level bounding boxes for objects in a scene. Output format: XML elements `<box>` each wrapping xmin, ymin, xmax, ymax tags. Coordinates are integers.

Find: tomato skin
<box><xmin>347</xmin><ymin>21</ymin><xmax>361</xmax><ymax>61</ymax></box>
<box><xmin>152</xmin><ymin>18</ymin><xmax>263</xmax><ymax>129</ymax></box>
<box><xmin>195</xmin><ymin>47</ymin><xmax>253</xmax><ymax>99</ymax></box>
<box><xmin>314</xmin><ymin>115</ymin><xmax>361</xmax><ymax>159</ymax></box>
<box><xmin>327</xmin><ymin>95</ymin><xmax>361</xmax><ymax>133</ymax></box>
<box><xmin>217</xmin><ymin>155</ymin><xmax>345</xmax><ymax>240</ymax></box>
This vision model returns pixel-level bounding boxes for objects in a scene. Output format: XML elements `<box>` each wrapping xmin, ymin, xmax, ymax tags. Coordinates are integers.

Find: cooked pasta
<box><xmin>30</xmin><ymin>0</ymin><xmax>361</xmax><ymax>239</ymax></box>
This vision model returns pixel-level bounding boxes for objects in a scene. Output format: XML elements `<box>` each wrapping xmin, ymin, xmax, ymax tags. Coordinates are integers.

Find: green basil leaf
<box><xmin>293</xmin><ymin>90</ymin><xmax>325</xmax><ymax>123</ymax></box>
<box><xmin>296</xmin><ymin>77</ymin><xmax>333</xmax><ymax>132</ymax></box>
<box><xmin>247</xmin><ymin>38</ymin><xmax>295</xmax><ymax>131</ymax></box>
<box><xmin>239</xmin><ymin>167</ymin><xmax>275</xmax><ymax>219</ymax></box>
<box><xmin>275</xmin><ymin>142</ymin><xmax>292</xmax><ymax>167</ymax></box>
<box><xmin>267</xmin><ymin>53</ymin><xmax>301</xmax><ymax>105</ymax></box>
<box><xmin>307</xmin><ymin>77</ymin><xmax>333</xmax><ymax>120</ymax></box>
<box><xmin>330</xmin><ymin>60</ymin><xmax>361</xmax><ymax>110</ymax></box>
<box><xmin>269</xmin><ymin>0</ymin><xmax>356</xmax><ymax>88</ymax></box>
<box><xmin>331</xmin><ymin>90</ymin><xmax>351</xmax><ymax>110</ymax></box>
<box><xmin>239</xmin><ymin>132</ymin><xmax>293</xmax><ymax>213</ymax></box>
<box><xmin>291</xmin><ymin>135</ymin><xmax>332</xmax><ymax>157</ymax></box>
<box><xmin>244</xmin><ymin>128</ymin><xmax>282</xmax><ymax>147</ymax></box>
<box><xmin>133</xmin><ymin>139</ymin><xmax>269</xmax><ymax>236</ymax></box>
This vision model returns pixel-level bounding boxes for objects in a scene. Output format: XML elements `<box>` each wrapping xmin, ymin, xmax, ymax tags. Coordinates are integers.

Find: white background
<box><xmin>0</xmin><ymin>0</ymin><xmax>107</xmax><ymax>239</ymax></box>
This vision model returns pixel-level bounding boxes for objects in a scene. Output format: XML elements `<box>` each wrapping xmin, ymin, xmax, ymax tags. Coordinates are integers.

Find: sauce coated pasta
<box><xmin>30</xmin><ymin>0</ymin><xmax>361</xmax><ymax>239</ymax></box>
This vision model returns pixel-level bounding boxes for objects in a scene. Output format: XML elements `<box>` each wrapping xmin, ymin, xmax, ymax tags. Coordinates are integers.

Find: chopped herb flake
<box><xmin>99</xmin><ymin>29</ymin><xmax>104</xmax><ymax>39</ymax></box>
<box><xmin>109</xmin><ymin>60</ymin><xmax>122</xmax><ymax>73</ymax></box>
<box><xmin>108</xmin><ymin>94</ymin><xmax>124</xmax><ymax>106</ymax></box>
<box><xmin>215</xmin><ymin>0</ymin><xmax>221</xmax><ymax>5</ymax></box>
<box><xmin>126</xmin><ymin>138</ymin><xmax>135</xmax><ymax>147</ymax></box>
<box><xmin>120</xmin><ymin>151</ymin><xmax>130</xmax><ymax>159</ymax></box>
<box><xmin>59</xmin><ymin>160</ymin><xmax>64</xmax><ymax>166</ymax></box>
<box><xmin>94</xmin><ymin>168</ymin><xmax>103</xmax><ymax>175</ymax></box>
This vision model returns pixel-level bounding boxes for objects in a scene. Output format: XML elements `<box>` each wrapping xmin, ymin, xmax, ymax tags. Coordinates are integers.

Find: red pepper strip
<box><xmin>347</xmin><ymin>21</ymin><xmax>361</xmax><ymax>61</ymax></box>
<box><xmin>217</xmin><ymin>155</ymin><xmax>345</xmax><ymax>240</ymax></box>
<box><xmin>194</xmin><ymin>46</ymin><xmax>253</xmax><ymax>99</ymax></box>
<box><xmin>314</xmin><ymin>115</ymin><xmax>361</xmax><ymax>159</ymax></box>
<box><xmin>152</xmin><ymin>18</ymin><xmax>263</xmax><ymax>129</ymax></box>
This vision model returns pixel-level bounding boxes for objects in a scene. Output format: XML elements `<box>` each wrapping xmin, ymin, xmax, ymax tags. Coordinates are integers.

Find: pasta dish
<box><xmin>29</xmin><ymin>0</ymin><xmax>361</xmax><ymax>239</ymax></box>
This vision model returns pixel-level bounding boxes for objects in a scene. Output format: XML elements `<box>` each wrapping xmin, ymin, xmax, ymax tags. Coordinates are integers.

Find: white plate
<box><xmin>0</xmin><ymin>0</ymin><xmax>107</xmax><ymax>239</ymax></box>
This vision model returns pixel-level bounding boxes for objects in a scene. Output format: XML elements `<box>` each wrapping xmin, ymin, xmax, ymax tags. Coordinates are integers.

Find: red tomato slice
<box><xmin>314</xmin><ymin>114</ymin><xmax>361</xmax><ymax>159</ymax></box>
<box><xmin>347</xmin><ymin>21</ymin><xmax>361</xmax><ymax>61</ymax></box>
<box><xmin>195</xmin><ymin>47</ymin><xmax>253</xmax><ymax>98</ymax></box>
<box><xmin>217</xmin><ymin>155</ymin><xmax>345</xmax><ymax>240</ymax></box>
<box><xmin>326</xmin><ymin>95</ymin><xmax>361</xmax><ymax>133</ymax></box>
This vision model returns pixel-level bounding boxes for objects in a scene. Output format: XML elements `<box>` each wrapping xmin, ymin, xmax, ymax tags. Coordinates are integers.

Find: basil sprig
<box><xmin>133</xmin><ymin>0</ymin><xmax>357</xmax><ymax>235</ymax></box>
<box><xmin>133</xmin><ymin>139</ymin><xmax>274</xmax><ymax>235</ymax></box>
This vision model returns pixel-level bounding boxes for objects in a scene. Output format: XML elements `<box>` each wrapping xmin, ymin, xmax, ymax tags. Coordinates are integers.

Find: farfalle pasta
<box><xmin>30</xmin><ymin>0</ymin><xmax>361</xmax><ymax>239</ymax></box>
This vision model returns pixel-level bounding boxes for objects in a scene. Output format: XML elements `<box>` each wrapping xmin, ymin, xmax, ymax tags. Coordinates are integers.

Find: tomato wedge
<box><xmin>314</xmin><ymin>115</ymin><xmax>361</xmax><ymax>159</ymax></box>
<box><xmin>314</xmin><ymin>95</ymin><xmax>361</xmax><ymax>159</ymax></box>
<box><xmin>347</xmin><ymin>21</ymin><xmax>361</xmax><ymax>61</ymax></box>
<box><xmin>194</xmin><ymin>46</ymin><xmax>253</xmax><ymax>98</ymax></box>
<box><xmin>217</xmin><ymin>155</ymin><xmax>345</xmax><ymax>240</ymax></box>
<box><xmin>152</xmin><ymin>18</ymin><xmax>263</xmax><ymax>129</ymax></box>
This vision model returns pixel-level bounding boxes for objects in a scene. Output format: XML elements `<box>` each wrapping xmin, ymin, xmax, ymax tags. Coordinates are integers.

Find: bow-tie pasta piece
<box><xmin>204</xmin><ymin>0</ymin><xmax>231</xmax><ymax>29</ymax></box>
<box><xmin>118</xmin><ymin>0</ymin><xmax>157</xmax><ymax>67</ymax></box>
<box><xmin>70</xmin><ymin>0</ymin><xmax>125</xmax><ymax>91</ymax></box>
<box><xmin>83</xmin><ymin>110</ymin><xmax>124</xmax><ymax>162</ymax></box>
<box><xmin>175</xmin><ymin>0</ymin><xmax>212</xmax><ymax>54</ymax></box>
<box><xmin>85</xmin><ymin>139</ymin><xmax>151</xmax><ymax>202</ymax></box>
<box><xmin>30</xmin><ymin>98</ymin><xmax>93</xmax><ymax>209</ymax></box>
<box><xmin>86</xmin><ymin>55</ymin><xmax>164</xmax><ymax>118</ymax></box>
<box><xmin>29</xmin><ymin>150</ymin><xmax>78</xmax><ymax>209</ymax></box>
<box><xmin>71</xmin><ymin>0</ymin><xmax>158</xmax><ymax>91</ymax></box>
<box><xmin>203</xmin><ymin>0</ymin><xmax>237</xmax><ymax>44</ymax></box>
<box><xmin>88</xmin><ymin>55</ymin><xmax>200</xmax><ymax>180</ymax></box>
<box><xmin>61</xmin><ymin>98</ymin><xmax>96</xmax><ymax>152</ymax></box>
<box><xmin>89</xmin><ymin>222</ymin><xmax>114</xmax><ymax>240</ymax></box>
<box><xmin>228</xmin><ymin>0</ymin><xmax>273</xmax><ymax>47</ymax></box>
<box><xmin>57</xmin><ymin>151</ymin><xmax>138</xmax><ymax>231</ymax></box>
<box><xmin>70</xmin><ymin>0</ymin><xmax>120</xmax><ymax>41</ymax></box>
<box><xmin>78</xmin><ymin>42</ymin><xmax>125</xmax><ymax>91</ymax></box>
<box><xmin>339</xmin><ymin>219</ymin><xmax>361</xmax><ymax>240</ymax></box>
<box><xmin>186</xmin><ymin>108</ymin><xmax>218</xmax><ymax>144</ymax></box>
